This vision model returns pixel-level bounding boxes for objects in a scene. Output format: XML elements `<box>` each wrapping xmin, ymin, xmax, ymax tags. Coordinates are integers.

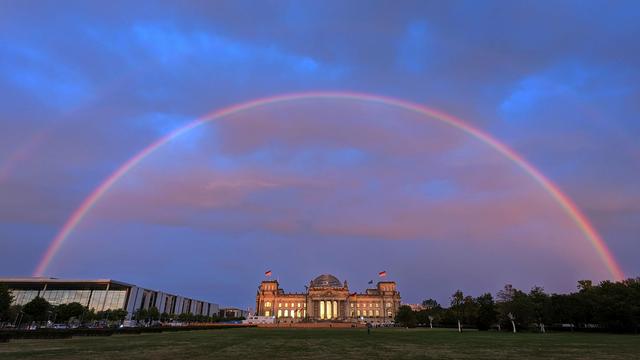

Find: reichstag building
<box><xmin>255</xmin><ymin>274</ymin><xmax>401</xmax><ymax>324</ymax></box>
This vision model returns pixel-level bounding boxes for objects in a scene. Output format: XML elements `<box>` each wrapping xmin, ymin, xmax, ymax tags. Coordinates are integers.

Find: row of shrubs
<box><xmin>0</xmin><ymin>324</ymin><xmax>256</xmax><ymax>342</ymax></box>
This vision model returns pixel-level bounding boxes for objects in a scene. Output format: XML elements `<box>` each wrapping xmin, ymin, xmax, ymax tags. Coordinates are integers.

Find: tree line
<box><xmin>395</xmin><ymin>277</ymin><xmax>640</xmax><ymax>333</ymax></box>
<box><xmin>0</xmin><ymin>286</ymin><xmax>240</xmax><ymax>328</ymax></box>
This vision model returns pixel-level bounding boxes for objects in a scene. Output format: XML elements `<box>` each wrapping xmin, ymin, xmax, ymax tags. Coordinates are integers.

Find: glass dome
<box><xmin>311</xmin><ymin>274</ymin><xmax>342</xmax><ymax>288</ymax></box>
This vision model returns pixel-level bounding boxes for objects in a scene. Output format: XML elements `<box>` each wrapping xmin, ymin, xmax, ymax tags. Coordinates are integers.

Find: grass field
<box><xmin>1</xmin><ymin>328</ymin><xmax>639</xmax><ymax>359</ymax></box>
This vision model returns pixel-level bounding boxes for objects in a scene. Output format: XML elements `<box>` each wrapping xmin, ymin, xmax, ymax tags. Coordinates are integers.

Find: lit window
<box><xmin>375</xmin><ymin>303</ymin><xmax>379</xmax><ymax>307</ymax></box>
<box><xmin>304</xmin><ymin>303</ymin><xmax>307</xmax><ymax>308</ymax></box>
<box><xmin>375</xmin><ymin>310</ymin><xmax>379</xmax><ymax>316</ymax></box>
<box><xmin>265</xmin><ymin>301</ymin><xmax>271</xmax><ymax>307</ymax></box>
<box><xmin>278</xmin><ymin>310</ymin><xmax>282</xmax><ymax>317</ymax></box>
<box><xmin>279</xmin><ymin>303</ymin><xmax>282</xmax><ymax>307</ymax></box>
<box><xmin>265</xmin><ymin>311</ymin><xmax>270</xmax><ymax>316</ymax></box>
<box><xmin>284</xmin><ymin>310</ymin><xmax>289</xmax><ymax>317</ymax></box>
<box><xmin>357</xmin><ymin>310</ymin><xmax>360</xmax><ymax>316</ymax></box>
<box><xmin>369</xmin><ymin>310</ymin><xmax>373</xmax><ymax>316</ymax></box>
<box><xmin>387</xmin><ymin>311</ymin><xmax>392</xmax><ymax>317</ymax></box>
<box><xmin>285</xmin><ymin>303</ymin><xmax>288</xmax><ymax>307</ymax></box>
<box><xmin>357</xmin><ymin>303</ymin><xmax>360</xmax><ymax>308</ymax></box>
<box><xmin>350</xmin><ymin>303</ymin><xmax>354</xmax><ymax>308</ymax></box>
<box><xmin>291</xmin><ymin>310</ymin><xmax>295</xmax><ymax>318</ymax></box>
<box><xmin>350</xmin><ymin>311</ymin><xmax>354</xmax><ymax>317</ymax></box>
<box><xmin>369</xmin><ymin>303</ymin><xmax>372</xmax><ymax>307</ymax></box>
<box><xmin>297</xmin><ymin>303</ymin><xmax>301</xmax><ymax>308</ymax></box>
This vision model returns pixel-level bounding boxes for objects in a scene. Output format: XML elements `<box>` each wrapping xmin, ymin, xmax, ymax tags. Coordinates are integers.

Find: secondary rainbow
<box><xmin>33</xmin><ymin>91</ymin><xmax>626</xmax><ymax>280</ymax></box>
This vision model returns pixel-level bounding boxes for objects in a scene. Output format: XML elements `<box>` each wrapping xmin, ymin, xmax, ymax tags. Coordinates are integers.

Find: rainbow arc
<box><xmin>33</xmin><ymin>91</ymin><xmax>625</xmax><ymax>280</ymax></box>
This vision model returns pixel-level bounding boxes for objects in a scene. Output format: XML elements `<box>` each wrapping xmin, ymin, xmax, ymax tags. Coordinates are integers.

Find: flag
<box><xmin>378</xmin><ymin>271</ymin><xmax>387</xmax><ymax>277</ymax></box>
<box><xmin>368</xmin><ymin>280</ymin><xmax>373</xmax><ymax>285</ymax></box>
<box><xmin>265</xmin><ymin>270</ymin><xmax>272</xmax><ymax>277</ymax></box>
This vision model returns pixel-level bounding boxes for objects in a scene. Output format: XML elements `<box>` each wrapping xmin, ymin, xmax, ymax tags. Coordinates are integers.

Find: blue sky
<box><xmin>0</xmin><ymin>1</ymin><xmax>639</xmax><ymax>308</ymax></box>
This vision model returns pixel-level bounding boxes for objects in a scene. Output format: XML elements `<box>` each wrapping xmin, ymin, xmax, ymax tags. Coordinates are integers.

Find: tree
<box><xmin>422</xmin><ymin>299</ymin><xmax>440</xmax><ymax>309</ymax></box>
<box><xmin>22</xmin><ymin>297</ymin><xmax>51</xmax><ymax>323</ymax></box>
<box><xmin>476</xmin><ymin>293</ymin><xmax>497</xmax><ymax>331</ymax></box>
<box><xmin>135</xmin><ymin>308</ymin><xmax>148</xmax><ymax>322</ymax></box>
<box><xmin>7</xmin><ymin>305</ymin><xmax>23</xmax><ymax>326</ymax></box>
<box><xmin>497</xmin><ymin>285</ymin><xmax>533</xmax><ymax>332</ymax></box>
<box><xmin>82</xmin><ymin>308</ymin><xmax>97</xmax><ymax>323</ymax></box>
<box><xmin>160</xmin><ymin>312</ymin><xmax>170</xmax><ymax>322</ymax></box>
<box><xmin>395</xmin><ymin>305</ymin><xmax>417</xmax><ymax>328</ymax></box>
<box><xmin>591</xmin><ymin>279</ymin><xmax>639</xmax><ymax>332</ymax></box>
<box><xmin>450</xmin><ymin>290</ymin><xmax>464</xmax><ymax>332</ymax></box>
<box><xmin>101</xmin><ymin>309</ymin><xmax>128</xmax><ymax>322</ymax></box>
<box><xmin>0</xmin><ymin>284</ymin><xmax>14</xmax><ymax>321</ymax></box>
<box><xmin>56</xmin><ymin>302</ymin><xmax>84</xmax><ymax>322</ymax></box>
<box><xmin>461</xmin><ymin>296</ymin><xmax>479</xmax><ymax>326</ymax></box>
<box><xmin>529</xmin><ymin>286</ymin><xmax>551</xmax><ymax>333</ymax></box>
<box><xmin>148</xmin><ymin>306</ymin><xmax>160</xmax><ymax>321</ymax></box>
<box><xmin>178</xmin><ymin>312</ymin><xmax>194</xmax><ymax>322</ymax></box>
<box><xmin>577</xmin><ymin>280</ymin><xmax>593</xmax><ymax>292</ymax></box>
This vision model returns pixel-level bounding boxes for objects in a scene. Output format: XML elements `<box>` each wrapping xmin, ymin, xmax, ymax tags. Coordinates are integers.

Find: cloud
<box><xmin>0</xmin><ymin>1</ymin><xmax>638</xmax><ymax>307</ymax></box>
<box><xmin>0</xmin><ymin>44</ymin><xmax>93</xmax><ymax>109</ymax></box>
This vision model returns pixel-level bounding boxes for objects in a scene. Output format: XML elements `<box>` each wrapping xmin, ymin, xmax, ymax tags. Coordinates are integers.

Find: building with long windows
<box><xmin>255</xmin><ymin>274</ymin><xmax>401</xmax><ymax>324</ymax></box>
<box><xmin>0</xmin><ymin>277</ymin><xmax>219</xmax><ymax>320</ymax></box>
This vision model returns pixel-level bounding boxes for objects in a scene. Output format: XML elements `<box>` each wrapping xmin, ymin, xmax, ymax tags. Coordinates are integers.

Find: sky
<box><xmin>1</xmin><ymin>1</ymin><xmax>639</xmax><ymax>309</ymax></box>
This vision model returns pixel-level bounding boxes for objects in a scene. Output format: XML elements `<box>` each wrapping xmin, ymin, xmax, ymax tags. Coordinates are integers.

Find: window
<box><xmin>357</xmin><ymin>310</ymin><xmax>360</xmax><ymax>316</ymax></box>
<box><xmin>265</xmin><ymin>311</ymin><xmax>270</xmax><ymax>317</ymax></box>
<box><xmin>375</xmin><ymin>303</ymin><xmax>379</xmax><ymax>308</ymax></box>
<box><xmin>297</xmin><ymin>303</ymin><xmax>301</xmax><ymax>308</ymax></box>
<box><xmin>265</xmin><ymin>301</ymin><xmax>271</xmax><ymax>307</ymax></box>
<box><xmin>387</xmin><ymin>311</ymin><xmax>392</xmax><ymax>317</ymax></box>
<box><xmin>350</xmin><ymin>303</ymin><xmax>354</xmax><ymax>308</ymax></box>
<box><xmin>278</xmin><ymin>310</ymin><xmax>282</xmax><ymax>317</ymax></box>
<box><xmin>356</xmin><ymin>303</ymin><xmax>360</xmax><ymax>307</ymax></box>
<box><xmin>284</xmin><ymin>310</ymin><xmax>289</xmax><ymax>317</ymax></box>
<box><xmin>369</xmin><ymin>310</ymin><xmax>373</xmax><ymax>316</ymax></box>
<box><xmin>386</xmin><ymin>303</ymin><xmax>391</xmax><ymax>307</ymax></box>
<box><xmin>350</xmin><ymin>311</ymin><xmax>354</xmax><ymax>317</ymax></box>
<box><xmin>285</xmin><ymin>302</ymin><xmax>288</xmax><ymax>307</ymax></box>
<box><xmin>304</xmin><ymin>303</ymin><xmax>307</xmax><ymax>308</ymax></box>
<box><xmin>375</xmin><ymin>310</ymin><xmax>379</xmax><ymax>316</ymax></box>
<box><xmin>369</xmin><ymin>303</ymin><xmax>372</xmax><ymax>307</ymax></box>
<box><xmin>279</xmin><ymin>303</ymin><xmax>282</xmax><ymax>307</ymax></box>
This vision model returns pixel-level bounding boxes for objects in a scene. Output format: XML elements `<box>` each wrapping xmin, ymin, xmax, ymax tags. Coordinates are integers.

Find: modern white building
<box><xmin>0</xmin><ymin>277</ymin><xmax>219</xmax><ymax>320</ymax></box>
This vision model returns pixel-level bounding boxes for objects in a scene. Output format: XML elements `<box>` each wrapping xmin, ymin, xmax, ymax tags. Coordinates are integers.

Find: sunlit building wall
<box><xmin>0</xmin><ymin>277</ymin><xmax>219</xmax><ymax>320</ymax></box>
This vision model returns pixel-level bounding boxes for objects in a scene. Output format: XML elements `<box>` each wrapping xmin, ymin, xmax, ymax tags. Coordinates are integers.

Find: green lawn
<box><xmin>1</xmin><ymin>328</ymin><xmax>638</xmax><ymax>359</ymax></box>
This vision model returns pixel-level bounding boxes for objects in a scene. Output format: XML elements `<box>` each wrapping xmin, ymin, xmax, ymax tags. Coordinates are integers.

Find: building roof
<box><xmin>0</xmin><ymin>277</ymin><xmax>135</xmax><ymax>287</ymax></box>
<box><xmin>310</xmin><ymin>274</ymin><xmax>342</xmax><ymax>288</ymax></box>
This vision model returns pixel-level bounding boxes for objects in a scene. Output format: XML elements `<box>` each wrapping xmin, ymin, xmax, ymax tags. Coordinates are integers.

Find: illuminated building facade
<box><xmin>255</xmin><ymin>274</ymin><xmax>401</xmax><ymax>324</ymax></box>
<box><xmin>0</xmin><ymin>277</ymin><xmax>219</xmax><ymax>320</ymax></box>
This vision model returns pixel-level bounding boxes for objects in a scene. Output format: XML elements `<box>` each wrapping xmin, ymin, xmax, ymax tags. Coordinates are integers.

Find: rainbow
<box><xmin>33</xmin><ymin>91</ymin><xmax>626</xmax><ymax>280</ymax></box>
